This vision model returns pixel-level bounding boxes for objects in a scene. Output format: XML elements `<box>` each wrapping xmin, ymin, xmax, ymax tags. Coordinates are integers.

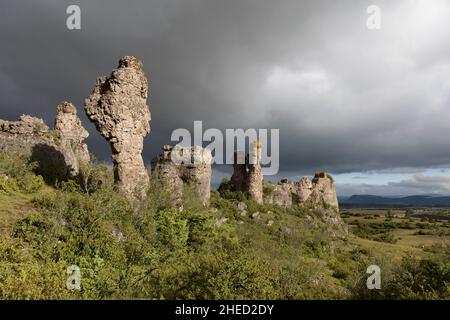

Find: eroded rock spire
<box><xmin>85</xmin><ymin>56</ymin><xmax>151</xmax><ymax>198</ymax></box>
<box><xmin>54</xmin><ymin>101</ymin><xmax>90</xmax><ymax>175</ymax></box>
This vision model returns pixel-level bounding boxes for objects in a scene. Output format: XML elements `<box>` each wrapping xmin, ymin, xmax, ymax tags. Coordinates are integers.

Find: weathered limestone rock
<box><xmin>264</xmin><ymin>179</ymin><xmax>294</xmax><ymax>207</ymax></box>
<box><xmin>293</xmin><ymin>177</ymin><xmax>313</xmax><ymax>203</ymax></box>
<box><xmin>247</xmin><ymin>141</ymin><xmax>263</xmax><ymax>204</ymax></box>
<box><xmin>263</xmin><ymin>172</ymin><xmax>339</xmax><ymax>211</ymax></box>
<box><xmin>54</xmin><ymin>101</ymin><xmax>90</xmax><ymax>175</ymax></box>
<box><xmin>151</xmin><ymin>145</ymin><xmax>212</xmax><ymax>206</ymax></box>
<box><xmin>84</xmin><ymin>56</ymin><xmax>151</xmax><ymax>198</ymax></box>
<box><xmin>0</xmin><ymin>104</ymin><xmax>90</xmax><ymax>179</ymax></box>
<box><xmin>0</xmin><ymin>115</ymin><xmax>49</xmax><ymax>135</ymax></box>
<box><xmin>262</xmin><ymin>172</ymin><xmax>344</xmax><ymax>235</ymax></box>
<box><xmin>229</xmin><ymin>141</ymin><xmax>263</xmax><ymax>204</ymax></box>
<box><xmin>305</xmin><ymin>172</ymin><xmax>339</xmax><ymax>210</ymax></box>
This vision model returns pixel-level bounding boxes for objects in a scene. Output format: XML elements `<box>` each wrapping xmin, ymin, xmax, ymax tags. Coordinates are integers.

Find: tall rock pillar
<box><xmin>84</xmin><ymin>56</ymin><xmax>151</xmax><ymax>198</ymax></box>
<box><xmin>54</xmin><ymin>101</ymin><xmax>90</xmax><ymax>175</ymax></box>
<box><xmin>229</xmin><ymin>141</ymin><xmax>264</xmax><ymax>204</ymax></box>
<box><xmin>247</xmin><ymin>140</ymin><xmax>263</xmax><ymax>204</ymax></box>
<box><xmin>230</xmin><ymin>150</ymin><xmax>247</xmax><ymax>194</ymax></box>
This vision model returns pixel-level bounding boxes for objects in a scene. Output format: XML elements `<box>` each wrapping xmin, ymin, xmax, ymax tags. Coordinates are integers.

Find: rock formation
<box><xmin>264</xmin><ymin>172</ymin><xmax>339</xmax><ymax>211</ymax></box>
<box><xmin>230</xmin><ymin>141</ymin><xmax>263</xmax><ymax>204</ymax></box>
<box><xmin>263</xmin><ymin>179</ymin><xmax>295</xmax><ymax>207</ymax></box>
<box><xmin>54</xmin><ymin>101</ymin><xmax>90</xmax><ymax>175</ymax></box>
<box><xmin>0</xmin><ymin>103</ymin><xmax>89</xmax><ymax>179</ymax></box>
<box><xmin>230</xmin><ymin>151</ymin><xmax>247</xmax><ymax>194</ymax></box>
<box><xmin>151</xmin><ymin>145</ymin><xmax>212</xmax><ymax>206</ymax></box>
<box><xmin>305</xmin><ymin>172</ymin><xmax>339</xmax><ymax>209</ymax></box>
<box><xmin>247</xmin><ymin>141</ymin><xmax>263</xmax><ymax>204</ymax></box>
<box><xmin>84</xmin><ymin>56</ymin><xmax>151</xmax><ymax>198</ymax></box>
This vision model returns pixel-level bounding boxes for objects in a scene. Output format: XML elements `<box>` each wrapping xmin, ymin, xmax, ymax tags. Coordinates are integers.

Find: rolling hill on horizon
<box><xmin>340</xmin><ymin>194</ymin><xmax>450</xmax><ymax>207</ymax></box>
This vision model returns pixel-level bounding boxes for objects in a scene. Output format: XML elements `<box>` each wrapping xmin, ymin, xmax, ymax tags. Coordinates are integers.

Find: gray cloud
<box><xmin>337</xmin><ymin>174</ymin><xmax>450</xmax><ymax>197</ymax></box>
<box><xmin>1</xmin><ymin>0</ymin><xmax>450</xmax><ymax>188</ymax></box>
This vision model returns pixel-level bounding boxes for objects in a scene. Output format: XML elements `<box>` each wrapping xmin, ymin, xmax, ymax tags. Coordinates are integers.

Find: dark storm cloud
<box><xmin>337</xmin><ymin>175</ymin><xmax>450</xmax><ymax>197</ymax></box>
<box><xmin>1</xmin><ymin>0</ymin><xmax>450</xmax><ymax>183</ymax></box>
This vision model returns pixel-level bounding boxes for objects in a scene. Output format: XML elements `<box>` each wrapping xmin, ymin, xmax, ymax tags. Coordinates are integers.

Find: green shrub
<box><xmin>154</xmin><ymin>208</ymin><xmax>189</xmax><ymax>251</ymax></box>
<box><xmin>353</xmin><ymin>222</ymin><xmax>398</xmax><ymax>244</ymax></box>
<box><xmin>75</xmin><ymin>160</ymin><xmax>114</xmax><ymax>194</ymax></box>
<box><xmin>263</xmin><ymin>183</ymin><xmax>275</xmax><ymax>196</ymax></box>
<box><xmin>0</xmin><ymin>152</ymin><xmax>45</xmax><ymax>193</ymax></box>
<box><xmin>186</xmin><ymin>211</ymin><xmax>213</xmax><ymax>248</ymax></box>
<box><xmin>17</xmin><ymin>173</ymin><xmax>45</xmax><ymax>193</ymax></box>
<box><xmin>0</xmin><ymin>176</ymin><xmax>19</xmax><ymax>195</ymax></box>
<box><xmin>384</xmin><ymin>255</ymin><xmax>450</xmax><ymax>299</ymax></box>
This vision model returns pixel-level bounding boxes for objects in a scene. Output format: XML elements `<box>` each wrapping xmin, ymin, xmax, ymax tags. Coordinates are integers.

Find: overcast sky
<box><xmin>1</xmin><ymin>0</ymin><xmax>450</xmax><ymax>196</ymax></box>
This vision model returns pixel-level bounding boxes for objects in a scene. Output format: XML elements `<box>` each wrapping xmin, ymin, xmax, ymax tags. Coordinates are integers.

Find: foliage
<box><xmin>351</xmin><ymin>221</ymin><xmax>399</xmax><ymax>244</ymax></box>
<box><xmin>0</xmin><ymin>152</ymin><xmax>449</xmax><ymax>300</ymax></box>
<box><xmin>0</xmin><ymin>152</ymin><xmax>45</xmax><ymax>194</ymax></box>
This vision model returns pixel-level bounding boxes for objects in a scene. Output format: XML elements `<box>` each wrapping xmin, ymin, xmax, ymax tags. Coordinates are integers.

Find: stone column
<box><xmin>247</xmin><ymin>140</ymin><xmax>263</xmax><ymax>204</ymax></box>
<box><xmin>54</xmin><ymin>101</ymin><xmax>90</xmax><ymax>175</ymax></box>
<box><xmin>84</xmin><ymin>56</ymin><xmax>151</xmax><ymax>199</ymax></box>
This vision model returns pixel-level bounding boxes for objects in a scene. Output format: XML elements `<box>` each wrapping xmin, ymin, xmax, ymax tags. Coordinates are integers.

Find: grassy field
<box><xmin>342</xmin><ymin>208</ymin><xmax>450</xmax><ymax>260</ymax></box>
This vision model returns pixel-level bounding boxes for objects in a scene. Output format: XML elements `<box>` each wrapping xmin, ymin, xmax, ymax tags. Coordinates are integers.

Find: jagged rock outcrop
<box><xmin>0</xmin><ymin>115</ymin><xmax>49</xmax><ymax>136</ymax></box>
<box><xmin>263</xmin><ymin>179</ymin><xmax>294</xmax><ymax>207</ymax></box>
<box><xmin>264</xmin><ymin>172</ymin><xmax>339</xmax><ymax>211</ymax></box>
<box><xmin>151</xmin><ymin>145</ymin><xmax>212</xmax><ymax>206</ymax></box>
<box><xmin>230</xmin><ymin>141</ymin><xmax>263</xmax><ymax>204</ymax></box>
<box><xmin>264</xmin><ymin>172</ymin><xmax>344</xmax><ymax>235</ymax></box>
<box><xmin>0</xmin><ymin>103</ymin><xmax>89</xmax><ymax>179</ymax></box>
<box><xmin>293</xmin><ymin>177</ymin><xmax>314</xmax><ymax>203</ymax></box>
<box><xmin>84</xmin><ymin>56</ymin><xmax>151</xmax><ymax>198</ymax></box>
<box><xmin>305</xmin><ymin>172</ymin><xmax>339</xmax><ymax>209</ymax></box>
<box><xmin>54</xmin><ymin>101</ymin><xmax>90</xmax><ymax>175</ymax></box>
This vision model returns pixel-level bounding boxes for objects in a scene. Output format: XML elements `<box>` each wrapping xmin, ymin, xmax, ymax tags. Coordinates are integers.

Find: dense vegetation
<box><xmin>0</xmin><ymin>152</ymin><xmax>449</xmax><ymax>299</ymax></box>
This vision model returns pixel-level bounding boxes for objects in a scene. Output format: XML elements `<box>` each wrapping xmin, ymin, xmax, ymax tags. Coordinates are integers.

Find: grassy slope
<box><xmin>0</xmin><ymin>163</ymin><xmax>449</xmax><ymax>299</ymax></box>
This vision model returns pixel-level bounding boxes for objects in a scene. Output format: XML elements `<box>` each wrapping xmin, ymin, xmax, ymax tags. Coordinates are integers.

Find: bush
<box><xmin>186</xmin><ymin>211</ymin><xmax>213</xmax><ymax>248</ymax></box>
<box><xmin>154</xmin><ymin>208</ymin><xmax>189</xmax><ymax>251</ymax></box>
<box><xmin>17</xmin><ymin>173</ymin><xmax>45</xmax><ymax>193</ymax></box>
<box><xmin>75</xmin><ymin>160</ymin><xmax>114</xmax><ymax>194</ymax></box>
<box><xmin>263</xmin><ymin>183</ymin><xmax>275</xmax><ymax>196</ymax></box>
<box><xmin>383</xmin><ymin>255</ymin><xmax>450</xmax><ymax>299</ymax></box>
<box><xmin>218</xmin><ymin>178</ymin><xmax>246</xmax><ymax>201</ymax></box>
<box><xmin>353</xmin><ymin>222</ymin><xmax>398</xmax><ymax>244</ymax></box>
<box><xmin>0</xmin><ymin>176</ymin><xmax>19</xmax><ymax>195</ymax></box>
<box><xmin>0</xmin><ymin>152</ymin><xmax>45</xmax><ymax>194</ymax></box>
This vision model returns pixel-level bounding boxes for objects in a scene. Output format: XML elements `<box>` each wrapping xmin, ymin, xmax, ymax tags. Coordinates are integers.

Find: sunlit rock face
<box><xmin>264</xmin><ymin>172</ymin><xmax>339</xmax><ymax>211</ymax></box>
<box><xmin>54</xmin><ymin>101</ymin><xmax>90</xmax><ymax>175</ymax></box>
<box><xmin>0</xmin><ymin>103</ymin><xmax>90</xmax><ymax>180</ymax></box>
<box><xmin>85</xmin><ymin>56</ymin><xmax>151</xmax><ymax>199</ymax></box>
<box><xmin>151</xmin><ymin>145</ymin><xmax>212</xmax><ymax>207</ymax></box>
<box><xmin>305</xmin><ymin>172</ymin><xmax>339</xmax><ymax>210</ymax></box>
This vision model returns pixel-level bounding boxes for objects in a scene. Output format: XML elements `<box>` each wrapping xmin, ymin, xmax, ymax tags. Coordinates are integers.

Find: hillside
<box><xmin>341</xmin><ymin>194</ymin><xmax>450</xmax><ymax>207</ymax></box>
<box><xmin>0</xmin><ymin>153</ymin><xmax>449</xmax><ymax>299</ymax></box>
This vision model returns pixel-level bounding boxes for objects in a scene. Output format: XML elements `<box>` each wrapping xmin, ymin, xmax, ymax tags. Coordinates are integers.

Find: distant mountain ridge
<box><xmin>340</xmin><ymin>194</ymin><xmax>450</xmax><ymax>207</ymax></box>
